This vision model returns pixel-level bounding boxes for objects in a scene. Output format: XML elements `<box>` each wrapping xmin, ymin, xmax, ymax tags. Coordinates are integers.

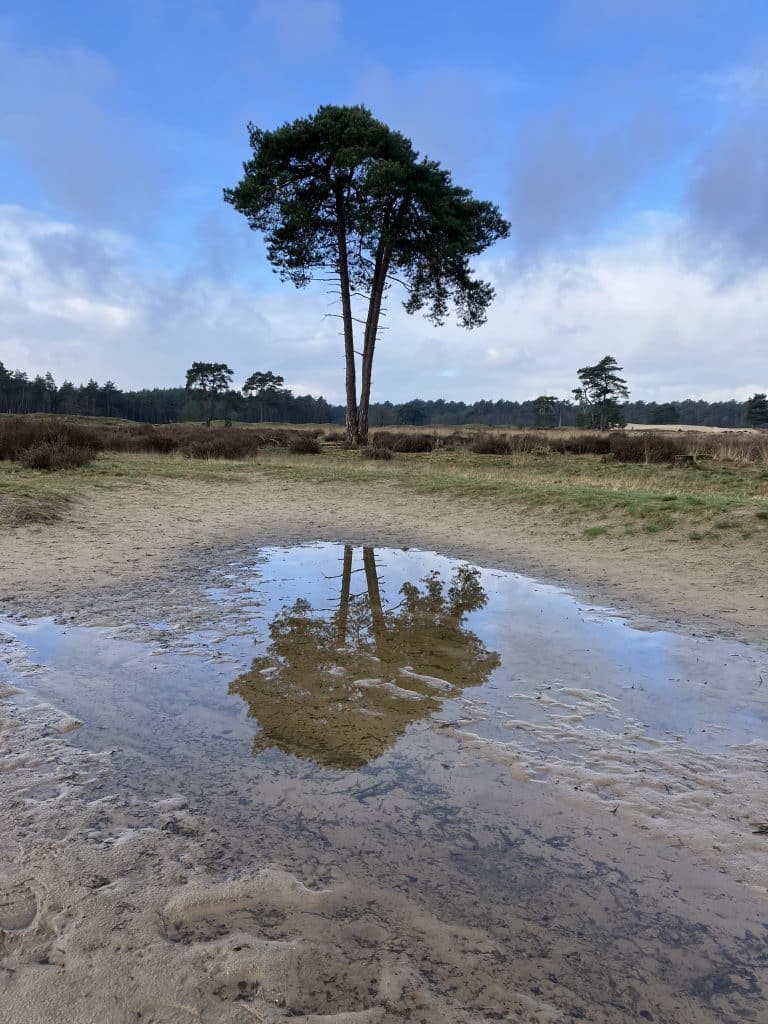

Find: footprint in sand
<box><xmin>0</xmin><ymin>878</ymin><xmax>48</xmax><ymax>967</ymax></box>
<box><xmin>0</xmin><ymin>881</ymin><xmax>38</xmax><ymax>933</ymax></box>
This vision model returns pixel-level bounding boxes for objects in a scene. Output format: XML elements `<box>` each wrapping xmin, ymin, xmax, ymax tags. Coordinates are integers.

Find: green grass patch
<box><xmin>583</xmin><ymin>525</ymin><xmax>610</xmax><ymax>539</ymax></box>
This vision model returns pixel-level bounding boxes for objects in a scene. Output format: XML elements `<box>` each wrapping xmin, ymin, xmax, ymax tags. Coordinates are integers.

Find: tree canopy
<box><xmin>225</xmin><ymin>104</ymin><xmax>510</xmax><ymax>443</ymax></box>
<box><xmin>746</xmin><ymin>392</ymin><xmax>768</xmax><ymax>428</ymax></box>
<box><xmin>185</xmin><ymin>361</ymin><xmax>234</xmax><ymax>427</ymax></box>
<box><xmin>573</xmin><ymin>356</ymin><xmax>630</xmax><ymax>430</ymax></box>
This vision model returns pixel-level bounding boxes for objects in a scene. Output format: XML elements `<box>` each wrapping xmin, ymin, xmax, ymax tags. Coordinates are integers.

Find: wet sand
<box><xmin>1</xmin><ymin>475</ymin><xmax>767</xmax><ymax>1023</ymax></box>
<box><xmin>0</xmin><ymin>471</ymin><xmax>765</xmax><ymax>643</ymax></box>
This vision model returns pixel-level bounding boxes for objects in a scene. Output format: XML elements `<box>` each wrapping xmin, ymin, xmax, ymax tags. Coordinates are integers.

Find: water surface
<box><xmin>2</xmin><ymin>543</ymin><xmax>767</xmax><ymax>1022</ymax></box>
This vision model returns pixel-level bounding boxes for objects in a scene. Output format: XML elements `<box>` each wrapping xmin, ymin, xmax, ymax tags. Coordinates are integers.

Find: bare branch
<box><xmin>324</xmin><ymin>313</ymin><xmax>367</xmax><ymax>325</ymax></box>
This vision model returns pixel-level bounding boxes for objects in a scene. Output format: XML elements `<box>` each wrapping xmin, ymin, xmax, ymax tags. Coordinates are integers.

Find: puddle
<box><xmin>2</xmin><ymin>543</ymin><xmax>768</xmax><ymax>1021</ymax></box>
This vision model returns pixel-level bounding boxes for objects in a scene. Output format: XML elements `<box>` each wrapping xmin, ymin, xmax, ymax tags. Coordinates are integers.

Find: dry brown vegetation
<box><xmin>1</xmin><ymin>415</ymin><xmax>766</xmax><ymax>547</ymax></box>
<box><xmin>362</xmin><ymin>445</ymin><xmax>394</xmax><ymax>460</ymax></box>
<box><xmin>289</xmin><ymin>435</ymin><xmax>322</xmax><ymax>455</ymax></box>
<box><xmin>0</xmin><ymin>416</ymin><xmax>331</xmax><ymax>470</ymax></box>
<box><xmin>371</xmin><ymin>431</ymin><xmax>436</xmax><ymax>453</ymax></box>
<box><xmin>388</xmin><ymin>426</ymin><xmax>768</xmax><ymax>466</ymax></box>
<box><xmin>2</xmin><ymin>416</ymin><xmax>765</xmax><ymax>472</ymax></box>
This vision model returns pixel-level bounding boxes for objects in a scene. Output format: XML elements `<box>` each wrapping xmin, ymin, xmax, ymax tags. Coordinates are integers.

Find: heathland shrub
<box><xmin>370</xmin><ymin>432</ymin><xmax>395</xmax><ymax>449</ymax></box>
<box><xmin>0</xmin><ymin>418</ymin><xmax>103</xmax><ymax>462</ymax></box>
<box><xmin>137</xmin><ymin>432</ymin><xmax>180</xmax><ymax>454</ymax></box>
<box><xmin>391</xmin><ymin>433</ymin><xmax>435</xmax><ymax>453</ymax></box>
<box><xmin>609</xmin><ymin>432</ymin><xmax>685</xmax><ymax>464</ymax></box>
<box><xmin>289</xmin><ymin>436</ymin><xmax>322</xmax><ymax>455</ymax></box>
<box><xmin>370</xmin><ymin>431</ymin><xmax>435</xmax><ymax>452</ymax></box>
<box><xmin>181</xmin><ymin>432</ymin><xmax>260</xmax><ymax>459</ymax></box>
<box><xmin>549</xmin><ymin>434</ymin><xmax>612</xmax><ymax>455</ymax></box>
<box><xmin>362</xmin><ymin>445</ymin><xmax>393</xmax><ymax>460</ymax></box>
<box><xmin>435</xmin><ymin>431</ymin><xmax>475</xmax><ymax>450</ymax></box>
<box><xmin>470</xmin><ymin>434</ymin><xmax>512</xmax><ymax>455</ymax></box>
<box><xmin>19</xmin><ymin>441</ymin><xmax>95</xmax><ymax>471</ymax></box>
<box><xmin>509</xmin><ymin>431</ymin><xmax>549</xmax><ymax>453</ymax></box>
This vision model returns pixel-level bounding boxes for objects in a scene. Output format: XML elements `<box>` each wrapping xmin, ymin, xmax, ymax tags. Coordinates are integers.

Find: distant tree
<box><xmin>82</xmin><ymin>379</ymin><xmax>100</xmax><ymax>415</ymax></box>
<box><xmin>242</xmin><ymin>370</ymin><xmax>288</xmax><ymax>422</ymax></box>
<box><xmin>573</xmin><ymin>356</ymin><xmax>630</xmax><ymax>430</ymax></box>
<box><xmin>650</xmin><ymin>402</ymin><xmax>679</xmax><ymax>425</ymax></box>
<box><xmin>223</xmin><ymin>389</ymin><xmax>242</xmax><ymax>426</ymax></box>
<box><xmin>185</xmin><ymin>361</ymin><xmax>234</xmax><ymax>426</ymax></box>
<box><xmin>57</xmin><ymin>380</ymin><xmax>79</xmax><ymax>415</ymax></box>
<box><xmin>746</xmin><ymin>392</ymin><xmax>768</xmax><ymax>428</ymax></box>
<box><xmin>99</xmin><ymin>380</ymin><xmax>121</xmax><ymax>417</ymax></box>
<box><xmin>532</xmin><ymin>395</ymin><xmax>559</xmax><ymax>429</ymax></box>
<box><xmin>225</xmin><ymin>104</ymin><xmax>509</xmax><ymax>445</ymax></box>
<box><xmin>397</xmin><ymin>399</ymin><xmax>428</xmax><ymax>426</ymax></box>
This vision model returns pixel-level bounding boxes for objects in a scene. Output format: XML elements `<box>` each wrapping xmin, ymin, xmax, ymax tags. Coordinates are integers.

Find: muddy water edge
<box><xmin>1</xmin><ymin>542</ymin><xmax>767</xmax><ymax>1024</ymax></box>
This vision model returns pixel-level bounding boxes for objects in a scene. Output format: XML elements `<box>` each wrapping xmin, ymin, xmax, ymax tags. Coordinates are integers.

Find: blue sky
<box><xmin>1</xmin><ymin>0</ymin><xmax>767</xmax><ymax>402</ymax></box>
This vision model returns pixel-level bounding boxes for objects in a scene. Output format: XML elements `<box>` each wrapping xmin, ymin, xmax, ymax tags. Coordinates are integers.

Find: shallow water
<box><xmin>2</xmin><ymin>543</ymin><xmax>768</xmax><ymax>1021</ymax></box>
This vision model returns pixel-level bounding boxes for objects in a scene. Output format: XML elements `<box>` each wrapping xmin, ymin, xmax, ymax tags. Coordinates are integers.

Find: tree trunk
<box><xmin>334</xmin><ymin>187</ymin><xmax>358</xmax><ymax>444</ymax></box>
<box><xmin>357</xmin><ymin>199</ymin><xmax>408</xmax><ymax>445</ymax></box>
<box><xmin>362</xmin><ymin>547</ymin><xmax>386</xmax><ymax>647</ymax></box>
<box><xmin>336</xmin><ymin>545</ymin><xmax>353</xmax><ymax>645</ymax></box>
<box><xmin>357</xmin><ymin>248</ymin><xmax>390</xmax><ymax>446</ymax></box>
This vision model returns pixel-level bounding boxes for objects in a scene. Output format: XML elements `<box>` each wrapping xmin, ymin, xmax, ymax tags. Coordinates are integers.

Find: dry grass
<box><xmin>0</xmin><ymin>415</ymin><xmax>336</xmax><ymax>469</ymax></box>
<box><xmin>0</xmin><ymin>416</ymin><xmax>766</xmax><ymax>547</ymax></box>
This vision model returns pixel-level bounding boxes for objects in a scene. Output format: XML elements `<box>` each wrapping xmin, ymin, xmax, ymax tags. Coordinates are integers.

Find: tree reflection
<box><xmin>229</xmin><ymin>547</ymin><xmax>499</xmax><ymax>768</ymax></box>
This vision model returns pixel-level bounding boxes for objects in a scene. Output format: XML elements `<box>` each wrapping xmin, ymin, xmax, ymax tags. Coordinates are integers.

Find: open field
<box><xmin>0</xmin><ymin>422</ymin><xmax>766</xmax><ymax>641</ymax></box>
<box><xmin>2</xmin><ymin>418</ymin><xmax>767</xmax><ymax>537</ymax></box>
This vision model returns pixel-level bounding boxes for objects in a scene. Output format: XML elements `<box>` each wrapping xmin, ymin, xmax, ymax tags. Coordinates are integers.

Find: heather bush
<box><xmin>371</xmin><ymin>432</ymin><xmax>396</xmax><ymax>449</ymax></box>
<box><xmin>549</xmin><ymin>434</ymin><xmax>612</xmax><ymax>455</ymax></box>
<box><xmin>509</xmin><ymin>432</ymin><xmax>548</xmax><ymax>453</ymax></box>
<box><xmin>19</xmin><ymin>441</ymin><xmax>94</xmax><ymax>470</ymax></box>
<box><xmin>289</xmin><ymin>436</ymin><xmax>322</xmax><ymax>455</ymax></box>
<box><xmin>470</xmin><ymin>434</ymin><xmax>512</xmax><ymax>455</ymax></box>
<box><xmin>181</xmin><ymin>432</ymin><xmax>260</xmax><ymax>459</ymax></box>
<box><xmin>391</xmin><ymin>433</ymin><xmax>435</xmax><ymax>453</ymax></box>
<box><xmin>362</xmin><ymin>445</ymin><xmax>393</xmax><ymax>460</ymax></box>
<box><xmin>609</xmin><ymin>432</ymin><xmax>685</xmax><ymax>464</ymax></box>
<box><xmin>0</xmin><ymin>418</ymin><xmax>103</xmax><ymax>461</ymax></box>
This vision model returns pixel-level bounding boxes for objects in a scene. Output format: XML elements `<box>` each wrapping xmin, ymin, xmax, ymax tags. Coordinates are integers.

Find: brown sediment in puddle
<box><xmin>1</xmin><ymin>543</ymin><xmax>767</xmax><ymax>1022</ymax></box>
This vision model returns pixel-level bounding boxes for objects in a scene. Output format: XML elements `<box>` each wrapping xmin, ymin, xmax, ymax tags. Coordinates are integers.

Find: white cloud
<box><xmin>1</xmin><ymin>204</ymin><xmax>766</xmax><ymax>403</ymax></box>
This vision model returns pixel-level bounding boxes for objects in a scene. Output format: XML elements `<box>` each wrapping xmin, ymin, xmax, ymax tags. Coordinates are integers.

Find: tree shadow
<box><xmin>228</xmin><ymin>547</ymin><xmax>500</xmax><ymax>769</ymax></box>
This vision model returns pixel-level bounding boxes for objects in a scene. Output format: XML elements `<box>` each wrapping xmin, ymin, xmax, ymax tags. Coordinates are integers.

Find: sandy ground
<box><xmin>1</xmin><ymin>472</ymin><xmax>767</xmax><ymax>1023</ymax></box>
<box><xmin>0</xmin><ymin>473</ymin><xmax>765</xmax><ymax>643</ymax></box>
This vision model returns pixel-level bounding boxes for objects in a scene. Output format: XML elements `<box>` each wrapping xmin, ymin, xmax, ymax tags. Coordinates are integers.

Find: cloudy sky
<box><xmin>1</xmin><ymin>0</ymin><xmax>767</xmax><ymax>402</ymax></box>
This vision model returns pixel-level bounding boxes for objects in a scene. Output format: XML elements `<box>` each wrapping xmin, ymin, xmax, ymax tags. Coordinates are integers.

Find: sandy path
<box><xmin>0</xmin><ymin>471</ymin><xmax>765</xmax><ymax>643</ymax></box>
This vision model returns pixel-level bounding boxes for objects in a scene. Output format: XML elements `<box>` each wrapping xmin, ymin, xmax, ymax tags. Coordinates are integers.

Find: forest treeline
<box><xmin>0</xmin><ymin>362</ymin><xmax>758</xmax><ymax>429</ymax></box>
